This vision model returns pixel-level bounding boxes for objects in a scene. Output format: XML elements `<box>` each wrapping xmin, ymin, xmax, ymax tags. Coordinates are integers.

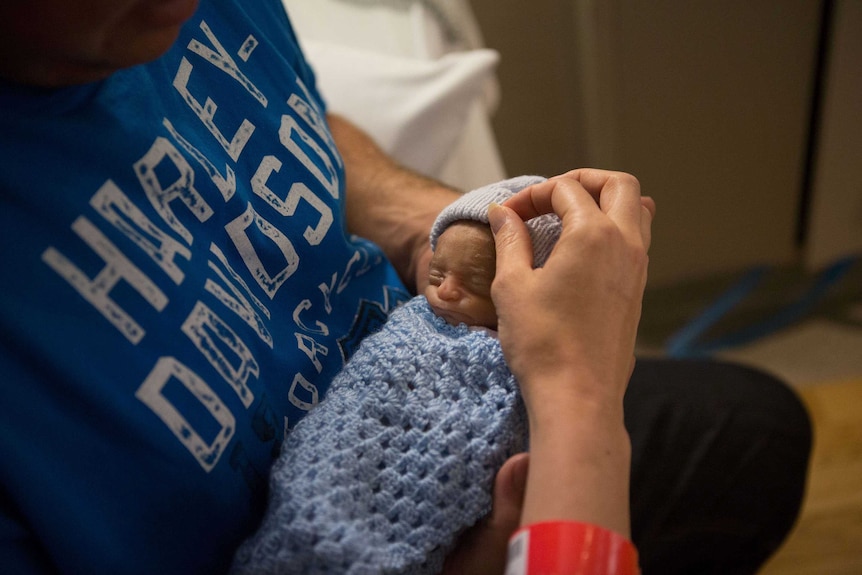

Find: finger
<box><xmin>640</xmin><ymin>197</ymin><xmax>655</xmax><ymax>252</ymax></box>
<box><xmin>589</xmin><ymin>173</ymin><xmax>643</xmax><ymax>243</ymax></box>
<box><xmin>641</xmin><ymin>196</ymin><xmax>657</xmax><ymax>220</ymax></box>
<box><xmin>501</xmin><ymin>178</ymin><xmax>601</xmax><ymax>224</ymax></box>
<box><xmin>562</xmin><ymin>170</ymin><xmax>648</xmax><ymax>247</ymax></box>
<box><xmin>413</xmin><ymin>246</ymin><xmax>434</xmax><ymax>295</ymax></box>
<box><xmin>548</xmin><ymin>168</ymin><xmax>628</xmax><ymax>204</ymax></box>
<box><xmin>488</xmin><ymin>203</ymin><xmax>536</xmax><ymax>273</ymax></box>
<box><xmin>488</xmin><ymin>452</ymin><xmax>529</xmax><ymax>530</ymax></box>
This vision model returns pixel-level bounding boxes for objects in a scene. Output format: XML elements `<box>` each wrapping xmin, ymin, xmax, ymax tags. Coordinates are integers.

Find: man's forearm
<box><xmin>328</xmin><ymin>113</ymin><xmax>461</xmax><ymax>293</ymax></box>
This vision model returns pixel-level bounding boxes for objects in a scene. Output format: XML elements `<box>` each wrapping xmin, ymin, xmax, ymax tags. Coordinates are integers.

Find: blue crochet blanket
<box><xmin>231</xmin><ymin>296</ymin><xmax>528</xmax><ymax>574</ymax></box>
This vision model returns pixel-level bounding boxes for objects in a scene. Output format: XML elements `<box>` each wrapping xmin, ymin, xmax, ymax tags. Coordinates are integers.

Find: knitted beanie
<box><xmin>430</xmin><ymin>175</ymin><xmax>561</xmax><ymax>268</ymax></box>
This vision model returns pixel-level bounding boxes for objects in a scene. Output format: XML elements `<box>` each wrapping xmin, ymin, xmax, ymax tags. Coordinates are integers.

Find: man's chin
<box><xmin>136</xmin><ymin>0</ymin><xmax>200</xmax><ymax>28</ymax></box>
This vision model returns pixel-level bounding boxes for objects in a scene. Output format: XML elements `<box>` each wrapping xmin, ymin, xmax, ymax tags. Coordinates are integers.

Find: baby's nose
<box><xmin>437</xmin><ymin>276</ymin><xmax>462</xmax><ymax>301</ymax></box>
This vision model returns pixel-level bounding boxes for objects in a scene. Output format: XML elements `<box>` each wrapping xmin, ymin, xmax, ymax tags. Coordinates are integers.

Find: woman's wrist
<box><xmin>505</xmin><ymin>520</ymin><xmax>639</xmax><ymax>575</ymax></box>
<box><xmin>519</xmin><ymin>395</ymin><xmax>632</xmax><ymax>536</ymax></box>
<box><xmin>519</xmin><ymin>369</ymin><xmax>627</xmax><ymax>434</ymax></box>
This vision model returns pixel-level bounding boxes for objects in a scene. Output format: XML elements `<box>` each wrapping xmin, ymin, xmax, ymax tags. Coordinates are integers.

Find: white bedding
<box><xmin>282</xmin><ymin>0</ymin><xmax>508</xmax><ymax>190</ymax></box>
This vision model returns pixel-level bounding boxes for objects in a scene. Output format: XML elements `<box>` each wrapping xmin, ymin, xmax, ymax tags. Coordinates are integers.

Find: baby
<box><xmin>231</xmin><ymin>176</ymin><xmax>560</xmax><ymax>575</ymax></box>
<box><xmin>425</xmin><ymin>219</ymin><xmax>498</xmax><ymax>330</ymax></box>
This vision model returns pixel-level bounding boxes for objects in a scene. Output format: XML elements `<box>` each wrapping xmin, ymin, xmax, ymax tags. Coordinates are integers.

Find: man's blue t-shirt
<box><xmin>0</xmin><ymin>1</ymin><xmax>408</xmax><ymax>573</ymax></box>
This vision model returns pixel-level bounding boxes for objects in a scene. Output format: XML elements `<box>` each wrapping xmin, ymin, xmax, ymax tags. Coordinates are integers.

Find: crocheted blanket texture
<box><xmin>231</xmin><ymin>296</ymin><xmax>528</xmax><ymax>574</ymax></box>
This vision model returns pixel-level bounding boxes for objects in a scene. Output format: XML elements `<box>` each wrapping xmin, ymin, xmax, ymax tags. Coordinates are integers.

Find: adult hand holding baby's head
<box><xmin>489</xmin><ymin>168</ymin><xmax>653</xmax><ymax>536</ymax></box>
<box><xmin>489</xmin><ymin>169</ymin><xmax>655</xmax><ymax>421</ymax></box>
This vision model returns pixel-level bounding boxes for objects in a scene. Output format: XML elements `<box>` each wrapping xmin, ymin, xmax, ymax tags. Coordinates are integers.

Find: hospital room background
<box><xmin>281</xmin><ymin>1</ymin><xmax>862</xmax><ymax>573</ymax></box>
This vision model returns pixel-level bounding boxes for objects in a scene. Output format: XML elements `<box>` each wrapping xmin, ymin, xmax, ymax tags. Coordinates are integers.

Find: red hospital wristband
<box><xmin>504</xmin><ymin>521</ymin><xmax>640</xmax><ymax>575</ymax></box>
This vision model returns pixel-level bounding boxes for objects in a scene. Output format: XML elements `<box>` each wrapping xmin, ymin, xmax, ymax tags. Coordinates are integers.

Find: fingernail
<box><xmin>488</xmin><ymin>203</ymin><xmax>506</xmax><ymax>235</ymax></box>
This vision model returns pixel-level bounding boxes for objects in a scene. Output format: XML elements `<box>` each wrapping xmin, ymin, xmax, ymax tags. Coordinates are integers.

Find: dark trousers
<box><xmin>625</xmin><ymin>359</ymin><xmax>813</xmax><ymax>575</ymax></box>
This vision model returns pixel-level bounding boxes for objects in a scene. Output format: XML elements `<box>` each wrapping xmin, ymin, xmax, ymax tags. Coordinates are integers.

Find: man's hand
<box><xmin>442</xmin><ymin>453</ymin><xmax>529</xmax><ymax>575</ymax></box>
<box><xmin>411</xmin><ymin>243</ymin><xmax>434</xmax><ymax>295</ymax></box>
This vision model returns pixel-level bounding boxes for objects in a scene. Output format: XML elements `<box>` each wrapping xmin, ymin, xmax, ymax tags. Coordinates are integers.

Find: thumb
<box><xmin>489</xmin><ymin>452</ymin><xmax>530</xmax><ymax>530</ymax></box>
<box><xmin>488</xmin><ymin>203</ymin><xmax>534</xmax><ymax>272</ymax></box>
<box><xmin>441</xmin><ymin>453</ymin><xmax>529</xmax><ymax>575</ymax></box>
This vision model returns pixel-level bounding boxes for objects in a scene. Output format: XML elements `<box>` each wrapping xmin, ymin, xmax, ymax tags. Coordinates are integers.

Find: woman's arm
<box><xmin>328</xmin><ymin>113</ymin><xmax>461</xmax><ymax>294</ymax></box>
<box><xmin>489</xmin><ymin>170</ymin><xmax>655</xmax><ymax>536</ymax></box>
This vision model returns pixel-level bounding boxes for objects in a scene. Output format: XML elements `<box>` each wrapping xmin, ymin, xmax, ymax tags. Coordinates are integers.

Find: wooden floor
<box><xmin>759</xmin><ymin>379</ymin><xmax>862</xmax><ymax>575</ymax></box>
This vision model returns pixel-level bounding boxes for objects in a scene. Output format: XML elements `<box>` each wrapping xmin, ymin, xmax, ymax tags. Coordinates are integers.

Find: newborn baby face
<box><xmin>425</xmin><ymin>221</ymin><xmax>497</xmax><ymax>329</ymax></box>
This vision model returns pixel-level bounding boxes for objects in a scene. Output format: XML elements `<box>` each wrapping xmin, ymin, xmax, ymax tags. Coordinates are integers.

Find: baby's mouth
<box><xmin>431</xmin><ymin>305</ymin><xmax>472</xmax><ymax>327</ymax></box>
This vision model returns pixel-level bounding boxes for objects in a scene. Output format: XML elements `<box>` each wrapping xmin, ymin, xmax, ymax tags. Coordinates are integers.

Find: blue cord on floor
<box><xmin>666</xmin><ymin>256</ymin><xmax>859</xmax><ymax>358</ymax></box>
<box><xmin>665</xmin><ymin>266</ymin><xmax>769</xmax><ymax>358</ymax></box>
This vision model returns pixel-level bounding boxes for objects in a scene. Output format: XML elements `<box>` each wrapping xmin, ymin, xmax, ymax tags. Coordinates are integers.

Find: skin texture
<box><xmin>425</xmin><ymin>221</ymin><xmax>498</xmax><ymax>330</ymax></box>
<box><xmin>0</xmin><ymin>0</ymin><xmax>200</xmax><ymax>86</ymax></box>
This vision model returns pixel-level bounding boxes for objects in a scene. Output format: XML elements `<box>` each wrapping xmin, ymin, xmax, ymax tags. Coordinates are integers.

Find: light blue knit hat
<box><xmin>430</xmin><ymin>175</ymin><xmax>561</xmax><ymax>268</ymax></box>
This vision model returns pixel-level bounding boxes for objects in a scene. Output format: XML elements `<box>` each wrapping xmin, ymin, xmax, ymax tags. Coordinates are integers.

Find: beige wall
<box><xmin>471</xmin><ymin>0</ymin><xmax>823</xmax><ymax>285</ymax></box>
<box><xmin>805</xmin><ymin>0</ymin><xmax>862</xmax><ymax>269</ymax></box>
<box><xmin>470</xmin><ymin>0</ymin><xmax>589</xmax><ymax>178</ymax></box>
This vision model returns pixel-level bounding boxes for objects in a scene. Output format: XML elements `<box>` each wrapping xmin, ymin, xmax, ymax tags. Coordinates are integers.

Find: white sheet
<box><xmin>283</xmin><ymin>0</ymin><xmax>508</xmax><ymax>190</ymax></box>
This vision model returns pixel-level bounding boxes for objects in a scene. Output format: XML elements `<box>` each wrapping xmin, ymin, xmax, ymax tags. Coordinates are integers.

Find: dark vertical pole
<box><xmin>797</xmin><ymin>0</ymin><xmax>836</xmax><ymax>248</ymax></box>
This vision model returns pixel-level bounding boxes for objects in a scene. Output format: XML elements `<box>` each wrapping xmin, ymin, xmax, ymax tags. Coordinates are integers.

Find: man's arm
<box><xmin>328</xmin><ymin>113</ymin><xmax>461</xmax><ymax>293</ymax></box>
